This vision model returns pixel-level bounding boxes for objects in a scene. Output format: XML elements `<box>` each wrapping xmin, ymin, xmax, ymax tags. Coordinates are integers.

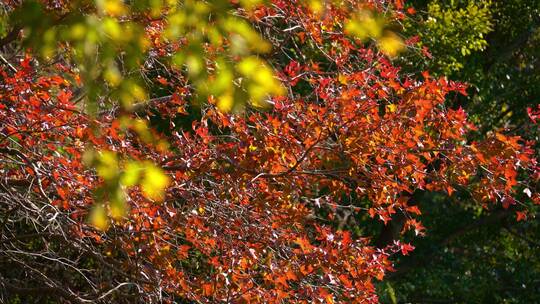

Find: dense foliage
<box><xmin>0</xmin><ymin>0</ymin><xmax>537</xmax><ymax>303</ymax></box>
<box><xmin>380</xmin><ymin>1</ymin><xmax>540</xmax><ymax>302</ymax></box>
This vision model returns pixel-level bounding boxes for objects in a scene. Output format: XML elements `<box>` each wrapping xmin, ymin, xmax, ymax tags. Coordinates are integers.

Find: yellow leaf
<box><xmin>96</xmin><ymin>151</ymin><xmax>119</xmax><ymax>181</ymax></box>
<box><xmin>104</xmin><ymin>64</ymin><xmax>122</xmax><ymax>87</ymax></box>
<box><xmin>109</xmin><ymin>188</ymin><xmax>128</xmax><ymax>220</ymax></box>
<box><xmin>102</xmin><ymin>18</ymin><xmax>122</xmax><ymax>40</ymax></box>
<box><xmin>338</xmin><ymin>74</ymin><xmax>348</xmax><ymax>85</ymax></box>
<box><xmin>131</xmin><ymin>119</ymin><xmax>152</xmax><ymax>143</ymax></box>
<box><xmin>211</xmin><ymin>59</ymin><xmax>234</xmax><ymax>93</ymax></box>
<box><xmin>186</xmin><ymin>55</ymin><xmax>203</xmax><ymax>76</ymax></box>
<box><xmin>217</xmin><ymin>94</ymin><xmax>234</xmax><ymax>112</ymax></box>
<box><xmin>237</xmin><ymin>56</ymin><xmax>259</xmax><ymax>75</ymax></box>
<box><xmin>130</xmin><ymin>83</ymin><xmax>147</xmax><ymax>102</ymax></box>
<box><xmin>120</xmin><ymin>81</ymin><xmax>147</xmax><ymax>108</ymax></box>
<box><xmin>308</xmin><ymin>0</ymin><xmax>324</xmax><ymax>15</ymax></box>
<box><xmin>141</xmin><ymin>163</ymin><xmax>170</xmax><ymax>201</ymax></box>
<box><xmin>149</xmin><ymin>0</ymin><xmax>163</xmax><ymax>17</ymax></box>
<box><xmin>223</xmin><ymin>18</ymin><xmax>271</xmax><ymax>53</ymax></box>
<box><xmin>345</xmin><ymin>11</ymin><xmax>384</xmax><ymax>41</ymax></box>
<box><xmin>109</xmin><ymin>201</ymin><xmax>126</xmax><ymax>220</ymax></box>
<box><xmin>239</xmin><ymin>0</ymin><xmax>263</xmax><ymax>10</ymax></box>
<box><xmin>70</xmin><ymin>23</ymin><xmax>87</xmax><ymax>40</ymax></box>
<box><xmin>237</xmin><ymin>57</ymin><xmax>285</xmax><ymax>107</ymax></box>
<box><xmin>377</xmin><ymin>32</ymin><xmax>405</xmax><ymax>58</ymax></box>
<box><xmin>121</xmin><ymin>161</ymin><xmax>142</xmax><ymax>186</ymax></box>
<box><xmin>386</xmin><ymin>103</ymin><xmax>397</xmax><ymax>113</ymax></box>
<box><xmin>325</xmin><ymin>294</ymin><xmax>334</xmax><ymax>304</ymax></box>
<box><xmin>90</xmin><ymin>204</ymin><xmax>109</xmax><ymax>231</ymax></box>
<box><xmin>97</xmin><ymin>0</ymin><xmax>126</xmax><ymax>16</ymax></box>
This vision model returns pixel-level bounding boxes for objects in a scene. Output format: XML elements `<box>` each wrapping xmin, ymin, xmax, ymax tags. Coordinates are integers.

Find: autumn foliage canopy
<box><xmin>0</xmin><ymin>0</ymin><xmax>537</xmax><ymax>303</ymax></box>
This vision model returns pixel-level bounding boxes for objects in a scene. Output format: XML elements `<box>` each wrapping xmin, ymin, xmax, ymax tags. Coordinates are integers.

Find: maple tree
<box><xmin>0</xmin><ymin>0</ymin><xmax>538</xmax><ymax>303</ymax></box>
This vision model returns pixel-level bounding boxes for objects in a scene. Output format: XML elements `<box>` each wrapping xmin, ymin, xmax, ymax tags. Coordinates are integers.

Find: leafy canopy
<box><xmin>0</xmin><ymin>0</ymin><xmax>537</xmax><ymax>303</ymax></box>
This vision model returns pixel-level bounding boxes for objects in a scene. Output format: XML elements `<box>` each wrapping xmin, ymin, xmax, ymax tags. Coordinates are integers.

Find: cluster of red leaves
<box><xmin>528</xmin><ymin>105</ymin><xmax>540</xmax><ymax>123</ymax></box>
<box><xmin>0</xmin><ymin>59</ymin><xmax>396</xmax><ymax>302</ymax></box>
<box><xmin>0</xmin><ymin>56</ymin><xmax>92</xmax><ymax>211</ymax></box>
<box><xmin>1</xmin><ymin>0</ymin><xmax>538</xmax><ymax>303</ymax></box>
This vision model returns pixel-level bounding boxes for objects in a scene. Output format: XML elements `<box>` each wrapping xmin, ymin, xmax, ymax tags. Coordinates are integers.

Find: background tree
<box><xmin>377</xmin><ymin>1</ymin><xmax>540</xmax><ymax>302</ymax></box>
